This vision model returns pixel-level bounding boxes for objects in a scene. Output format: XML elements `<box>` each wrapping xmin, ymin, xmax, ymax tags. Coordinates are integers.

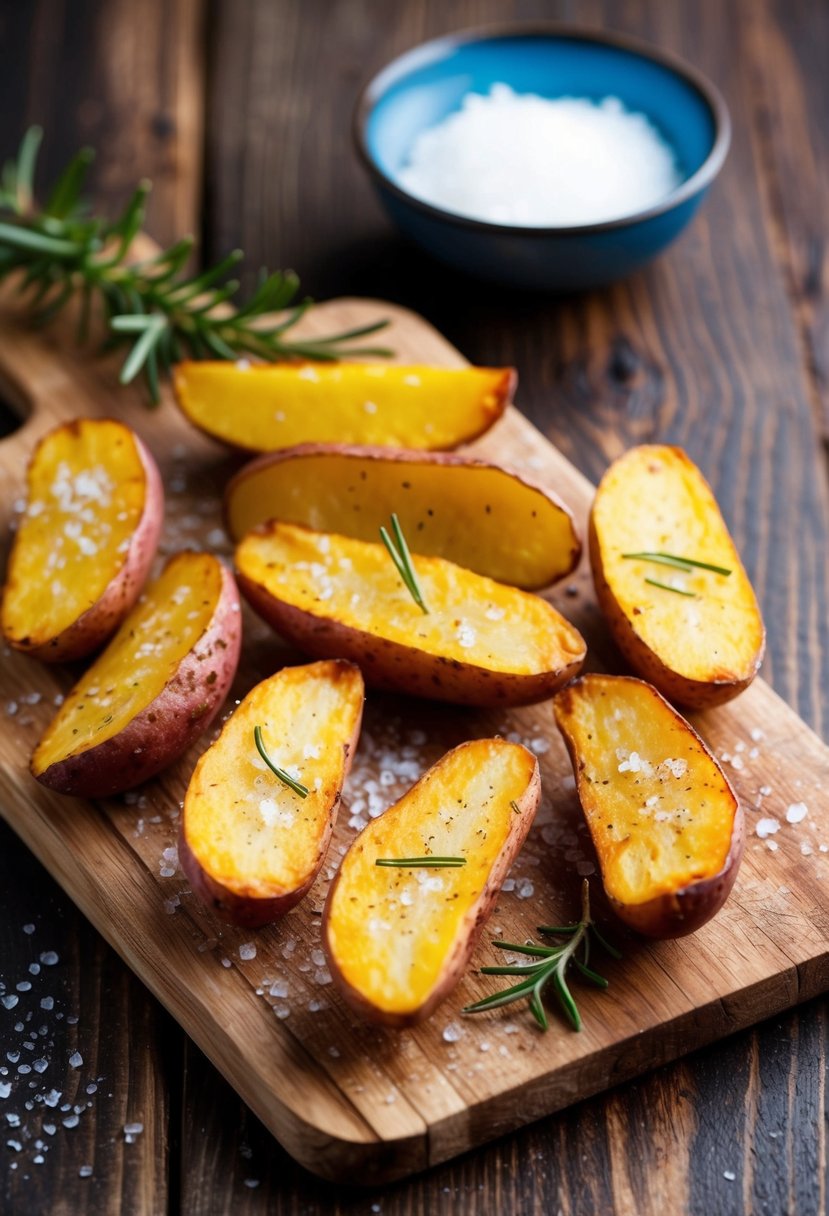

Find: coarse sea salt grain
<box><xmin>756</xmin><ymin>818</ymin><xmax>780</xmax><ymax>839</ymax></box>
<box><xmin>399</xmin><ymin>84</ymin><xmax>682</xmax><ymax>227</ymax></box>
<box><xmin>786</xmin><ymin>802</ymin><xmax>808</xmax><ymax>824</ymax></box>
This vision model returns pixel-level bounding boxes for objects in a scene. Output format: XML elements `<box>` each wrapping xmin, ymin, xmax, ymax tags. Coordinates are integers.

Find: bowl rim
<box><xmin>352</xmin><ymin>22</ymin><xmax>732</xmax><ymax>236</ymax></box>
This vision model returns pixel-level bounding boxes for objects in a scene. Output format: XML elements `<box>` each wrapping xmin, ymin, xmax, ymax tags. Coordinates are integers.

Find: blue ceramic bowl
<box><xmin>353</xmin><ymin>26</ymin><xmax>730</xmax><ymax>291</ymax></box>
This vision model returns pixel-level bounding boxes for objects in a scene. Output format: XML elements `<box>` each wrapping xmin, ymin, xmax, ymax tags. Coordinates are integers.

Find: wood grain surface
<box><xmin>2</xmin><ymin>292</ymin><xmax>829</xmax><ymax>1186</ymax></box>
<box><xmin>1</xmin><ymin>0</ymin><xmax>828</xmax><ymax>1212</ymax></box>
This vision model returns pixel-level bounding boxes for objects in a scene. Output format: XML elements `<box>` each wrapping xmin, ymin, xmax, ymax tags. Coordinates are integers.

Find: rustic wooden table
<box><xmin>1</xmin><ymin>1</ymin><xmax>827</xmax><ymax>1212</ymax></box>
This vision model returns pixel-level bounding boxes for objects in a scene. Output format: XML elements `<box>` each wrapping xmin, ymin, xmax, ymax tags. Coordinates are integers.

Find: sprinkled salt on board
<box><xmin>399</xmin><ymin>84</ymin><xmax>682</xmax><ymax>227</ymax></box>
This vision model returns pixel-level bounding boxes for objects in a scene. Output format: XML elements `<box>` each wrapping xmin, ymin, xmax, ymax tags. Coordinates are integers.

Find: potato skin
<box><xmin>5</xmin><ymin>425</ymin><xmax>164</xmax><ymax>663</ymax></box>
<box><xmin>223</xmin><ymin>442</ymin><xmax>581</xmax><ymax>589</ymax></box>
<box><xmin>237</xmin><ymin>571</ymin><xmax>583</xmax><ymax>708</ymax></box>
<box><xmin>554</xmin><ymin>675</ymin><xmax>744</xmax><ymax>939</ymax></box>
<box><xmin>178</xmin><ymin>822</ymin><xmax>321</xmax><ymax>928</ymax></box>
<box><xmin>322</xmin><ymin>745</ymin><xmax>541</xmax><ymax>1027</ymax></box>
<box><xmin>179</xmin><ymin>660</ymin><xmax>364</xmax><ymax>928</ymax></box>
<box><xmin>33</xmin><ymin>562</ymin><xmax>242</xmax><ymax>798</ymax></box>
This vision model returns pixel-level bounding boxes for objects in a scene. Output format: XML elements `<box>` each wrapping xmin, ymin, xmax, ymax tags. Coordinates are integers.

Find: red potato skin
<box><xmin>32</xmin><ymin>562</ymin><xmax>242</xmax><ymax>798</ymax></box>
<box><xmin>322</xmin><ymin>745</ymin><xmax>541</xmax><ymax>1028</ymax></box>
<box><xmin>588</xmin><ymin>514</ymin><xmax>765</xmax><ymax>710</ymax></box>
<box><xmin>178</xmin><ymin>819</ymin><xmax>322</xmax><ymax>930</ymax></box>
<box><xmin>237</xmin><ymin>572</ymin><xmax>585</xmax><ymax>708</ymax></box>
<box><xmin>554</xmin><ymin>675</ymin><xmax>744</xmax><ymax>939</ymax></box>
<box><xmin>178</xmin><ymin>671</ymin><xmax>364</xmax><ymax>928</ymax></box>
<box><xmin>223</xmin><ymin>442</ymin><xmax>581</xmax><ymax>587</ymax></box>
<box><xmin>8</xmin><ymin>426</ymin><xmax>165</xmax><ymax>663</ymax></box>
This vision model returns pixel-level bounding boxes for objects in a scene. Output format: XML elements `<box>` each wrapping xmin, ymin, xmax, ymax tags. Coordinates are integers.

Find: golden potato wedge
<box><xmin>172</xmin><ymin>361</ymin><xmax>514</xmax><ymax>453</ymax></box>
<box><xmin>235</xmin><ymin>523</ymin><xmax>586</xmax><ymax>706</ymax></box>
<box><xmin>554</xmin><ymin>674</ymin><xmax>743</xmax><ymax>938</ymax></box>
<box><xmin>2</xmin><ymin>418</ymin><xmax>163</xmax><ymax>661</ymax></box>
<box><xmin>589</xmin><ymin>445</ymin><xmax>765</xmax><ymax>708</ymax></box>
<box><xmin>224</xmin><ymin>444</ymin><xmax>581</xmax><ymax>589</ymax></box>
<box><xmin>179</xmin><ymin>660</ymin><xmax>364</xmax><ymax>928</ymax></box>
<box><xmin>323</xmin><ymin>738</ymin><xmax>540</xmax><ymax>1027</ymax></box>
<box><xmin>31</xmin><ymin>552</ymin><xmax>241</xmax><ymax>798</ymax></box>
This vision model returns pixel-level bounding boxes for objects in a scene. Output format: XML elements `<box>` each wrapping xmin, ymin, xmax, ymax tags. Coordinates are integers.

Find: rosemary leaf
<box><xmin>375</xmin><ymin>856</ymin><xmax>465</xmax><ymax>868</ymax></box>
<box><xmin>463</xmin><ymin>880</ymin><xmax>618</xmax><ymax>1032</ymax></box>
<box><xmin>253</xmin><ymin>725</ymin><xmax>308</xmax><ymax>798</ymax></box>
<box><xmin>379</xmin><ymin>513</ymin><xmax>428</xmax><ymax>614</ymax></box>
<box><xmin>0</xmin><ymin>126</ymin><xmax>392</xmax><ymax>402</ymax></box>
<box><xmin>622</xmin><ymin>550</ymin><xmax>732</xmax><ymax>577</ymax></box>
<box><xmin>644</xmin><ymin>576</ymin><xmax>697</xmax><ymax>598</ymax></box>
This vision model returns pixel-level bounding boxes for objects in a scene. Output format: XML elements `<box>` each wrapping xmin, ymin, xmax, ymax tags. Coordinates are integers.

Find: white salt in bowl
<box><xmin>353</xmin><ymin>26</ymin><xmax>730</xmax><ymax>291</ymax></box>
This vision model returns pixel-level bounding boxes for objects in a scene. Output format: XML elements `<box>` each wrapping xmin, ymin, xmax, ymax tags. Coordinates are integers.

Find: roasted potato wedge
<box><xmin>323</xmin><ymin>738</ymin><xmax>540</xmax><ymax>1027</ymax></box>
<box><xmin>224</xmin><ymin>443</ymin><xmax>581</xmax><ymax>589</ymax></box>
<box><xmin>2</xmin><ymin>418</ymin><xmax>163</xmax><ymax>661</ymax></box>
<box><xmin>172</xmin><ymin>361</ymin><xmax>514</xmax><ymax>453</ymax></box>
<box><xmin>236</xmin><ymin>522</ymin><xmax>586</xmax><ymax>706</ymax></box>
<box><xmin>31</xmin><ymin>552</ymin><xmax>241</xmax><ymax>798</ymax></box>
<box><xmin>179</xmin><ymin>660</ymin><xmax>364</xmax><ymax>927</ymax></box>
<box><xmin>554</xmin><ymin>674</ymin><xmax>744</xmax><ymax>938</ymax></box>
<box><xmin>589</xmin><ymin>445</ymin><xmax>765</xmax><ymax>707</ymax></box>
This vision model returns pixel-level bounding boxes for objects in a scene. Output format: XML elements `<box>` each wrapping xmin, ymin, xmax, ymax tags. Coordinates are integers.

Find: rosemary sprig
<box><xmin>375</xmin><ymin>856</ymin><xmax>466</xmax><ymax>868</ymax></box>
<box><xmin>622</xmin><ymin>551</ymin><xmax>732</xmax><ymax>577</ymax></box>
<box><xmin>644</xmin><ymin>576</ymin><xmax>697</xmax><ymax>598</ymax></box>
<box><xmin>379</xmin><ymin>513</ymin><xmax>428</xmax><ymax>614</ymax></box>
<box><xmin>0</xmin><ymin>127</ymin><xmax>392</xmax><ymax>402</ymax></box>
<box><xmin>463</xmin><ymin>880</ymin><xmax>620</xmax><ymax>1031</ymax></box>
<box><xmin>253</xmin><ymin>725</ymin><xmax>308</xmax><ymax>798</ymax></box>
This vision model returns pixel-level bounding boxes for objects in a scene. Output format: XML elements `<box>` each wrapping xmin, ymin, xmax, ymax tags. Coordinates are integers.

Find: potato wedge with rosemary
<box><xmin>2</xmin><ymin>418</ymin><xmax>163</xmax><ymax>661</ymax></box>
<box><xmin>31</xmin><ymin>552</ymin><xmax>241</xmax><ymax>798</ymax></box>
<box><xmin>224</xmin><ymin>443</ymin><xmax>581</xmax><ymax>589</ymax></box>
<box><xmin>554</xmin><ymin>674</ymin><xmax>743</xmax><ymax>938</ymax></box>
<box><xmin>589</xmin><ymin>445</ymin><xmax>765</xmax><ymax>707</ymax></box>
<box><xmin>179</xmin><ymin>660</ymin><xmax>364</xmax><ymax>927</ymax></box>
<box><xmin>236</xmin><ymin>522</ymin><xmax>586</xmax><ymax>706</ymax></box>
<box><xmin>172</xmin><ymin>361</ymin><xmax>514</xmax><ymax>453</ymax></box>
<box><xmin>323</xmin><ymin>738</ymin><xmax>540</xmax><ymax>1027</ymax></box>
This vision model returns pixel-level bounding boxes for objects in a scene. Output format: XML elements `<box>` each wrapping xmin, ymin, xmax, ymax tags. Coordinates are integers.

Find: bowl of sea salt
<box><xmin>354</xmin><ymin>26</ymin><xmax>730</xmax><ymax>291</ymax></box>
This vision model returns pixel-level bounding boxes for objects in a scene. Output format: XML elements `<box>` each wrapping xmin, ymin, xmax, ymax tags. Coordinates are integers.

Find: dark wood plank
<box><xmin>746</xmin><ymin>0</ymin><xmax>829</xmax><ymax>439</ymax></box>
<box><xmin>199</xmin><ymin>0</ymin><xmax>829</xmax><ymax>1213</ymax></box>
<box><xmin>0</xmin><ymin>0</ymin><xmax>206</xmax><ymax>246</ymax></box>
<box><xmin>0</xmin><ymin>1</ymin><xmax>206</xmax><ymax>1212</ymax></box>
<box><xmin>0</xmin><ymin>819</ymin><xmax>171</xmax><ymax>1216</ymax></box>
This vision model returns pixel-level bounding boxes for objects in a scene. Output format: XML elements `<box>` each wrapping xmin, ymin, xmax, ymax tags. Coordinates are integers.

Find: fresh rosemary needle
<box><xmin>379</xmin><ymin>513</ymin><xmax>428</xmax><ymax>614</ymax></box>
<box><xmin>622</xmin><ymin>551</ymin><xmax>732</xmax><ymax>577</ymax></box>
<box><xmin>463</xmin><ymin>880</ymin><xmax>620</xmax><ymax>1031</ymax></box>
<box><xmin>644</xmin><ymin>576</ymin><xmax>697</xmax><ymax>598</ymax></box>
<box><xmin>0</xmin><ymin>127</ymin><xmax>392</xmax><ymax>403</ymax></box>
<box><xmin>375</xmin><ymin>856</ymin><xmax>466</xmax><ymax>868</ymax></box>
<box><xmin>253</xmin><ymin>725</ymin><xmax>308</xmax><ymax>798</ymax></box>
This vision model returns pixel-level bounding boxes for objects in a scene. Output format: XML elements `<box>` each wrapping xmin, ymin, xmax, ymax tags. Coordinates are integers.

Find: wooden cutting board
<box><xmin>1</xmin><ymin>293</ymin><xmax>828</xmax><ymax>1184</ymax></box>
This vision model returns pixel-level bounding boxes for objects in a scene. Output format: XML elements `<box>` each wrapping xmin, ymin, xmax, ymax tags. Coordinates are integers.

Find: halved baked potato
<box><xmin>2</xmin><ymin>417</ymin><xmax>163</xmax><ymax>661</ymax></box>
<box><xmin>323</xmin><ymin>738</ymin><xmax>540</xmax><ymax>1026</ymax></box>
<box><xmin>180</xmin><ymin>659</ymin><xmax>364</xmax><ymax>927</ymax></box>
<box><xmin>589</xmin><ymin>445</ymin><xmax>765</xmax><ymax>707</ymax></box>
<box><xmin>553</xmin><ymin>673</ymin><xmax>744</xmax><ymax>938</ymax></box>
<box><xmin>31</xmin><ymin>552</ymin><xmax>241</xmax><ymax>798</ymax></box>
<box><xmin>224</xmin><ymin>443</ymin><xmax>581</xmax><ymax>589</ymax></box>
<box><xmin>172</xmin><ymin>361</ymin><xmax>514</xmax><ymax>453</ymax></box>
<box><xmin>235</xmin><ymin>522</ymin><xmax>586</xmax><ymax>706</ymax></box>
